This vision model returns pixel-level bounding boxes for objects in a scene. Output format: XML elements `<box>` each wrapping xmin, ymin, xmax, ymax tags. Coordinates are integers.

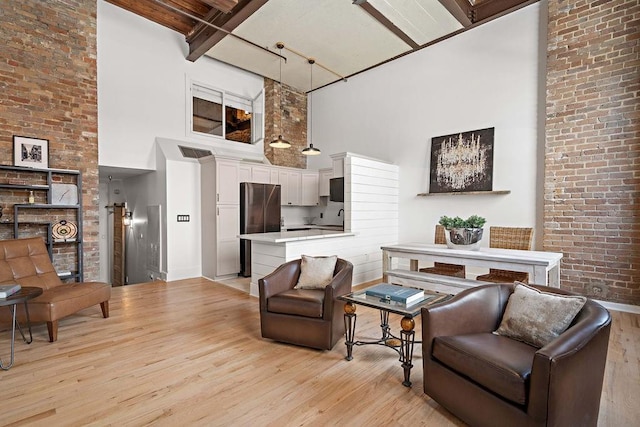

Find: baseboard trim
<box><xmin>595</xmin><ymin>299</ymin><xmax>640</xmax><ymax>314</ymax></box>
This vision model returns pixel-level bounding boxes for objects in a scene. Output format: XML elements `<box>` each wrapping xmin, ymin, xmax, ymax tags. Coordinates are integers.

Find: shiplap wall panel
<box><xmin>351</xmin><ymin>183</ymin><xmax>398</xmax><ymax>196</ymax></box>
<box><xmin>345</xmin><ymin>154</ymin><xmax>399</xmax><ymax>284</ymax></box>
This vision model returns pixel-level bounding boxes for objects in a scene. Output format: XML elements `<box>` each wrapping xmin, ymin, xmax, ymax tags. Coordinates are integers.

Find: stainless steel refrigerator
<box><xmin>240</xmin><ymin>182</ymin><xmax>281</xmax><ymax>277</ymax></box>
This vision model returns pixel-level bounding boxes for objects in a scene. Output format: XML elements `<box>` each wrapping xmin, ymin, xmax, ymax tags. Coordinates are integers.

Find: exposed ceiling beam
<box><xmin>471</xmin><ymin>0</ymin><xmax>530</xmax><ymax>22</ymax></box>
<box><xmin>437</xmin><ymin>0</ymin><xmax>473</xmax><ymax>27</ymax></box>
<box><xmin>186</xmin><ymin>0</ymin><xmax>269</xmax><ymax>62</ymax></box>
<box><xmin>105</xmin><ymin>0</ymin><xmax>205</xmax><ymax>35</ymax></box>
<box><xmin>201</xmin><ymin>0</ymin><xmax>238</xmax><ymax>14</ymax></box>
<box><xmin>356</xmin><ymin>1</ymin><xmax>420</xmax><ymax>50</ymax></box>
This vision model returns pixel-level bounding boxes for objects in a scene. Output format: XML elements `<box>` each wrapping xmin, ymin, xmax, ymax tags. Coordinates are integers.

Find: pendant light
<box><xmin>302</xmin><ymin>58</ymin><xmax>321</xmax><ymax>156</ymax></box>
<box><xmin>269</xmin><ymin>43</ymin><xmax>291</xmax><ymax>149</ymax></box>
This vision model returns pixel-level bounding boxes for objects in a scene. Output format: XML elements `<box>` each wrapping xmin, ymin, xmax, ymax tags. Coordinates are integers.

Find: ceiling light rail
<box><xmin>278</xmin><ymin>43</ymin><xmax>347</xmax><ymax>86</ymax></box>
<box><xmin>151</xmin><ymin>0</ymin><xmax>286</xmax><ymax>62</ymax></box>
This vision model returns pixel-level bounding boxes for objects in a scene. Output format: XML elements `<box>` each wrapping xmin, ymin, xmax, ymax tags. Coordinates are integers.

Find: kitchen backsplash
<box><xmin>282</xmin><ymin>201</ymin><xmax>344</xmax><ymax>227</ymax></box>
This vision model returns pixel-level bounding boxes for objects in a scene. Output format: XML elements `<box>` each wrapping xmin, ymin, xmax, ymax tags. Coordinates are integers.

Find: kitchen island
<box><xmin>239</xmin><ymin>229</ymin><xmax>356</xmax><ymax>296</ymax></box>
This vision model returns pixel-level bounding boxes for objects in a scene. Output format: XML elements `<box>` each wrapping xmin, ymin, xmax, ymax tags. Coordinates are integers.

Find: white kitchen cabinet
<box><xmin>279</xmin><ymin>170</ymin><xmax>301</xmax><ymax>205</ymax></box>
<box><xmin>238</xmin><ymin>164</ymin><xmax>252</xmax><ymax>183</ymax></box>
<box><xmin>269</xmin><ymin>169</ymin><xmax>279</xmax><ymax>185</ymax></box>
<box><xmin>200</xmin><ymin>156</ymin><xmax>241</xmax><ymax>279</ymax></box>
<box><xmin>251</xmin><ymin>166</ymin><xmax>271</xmax><ymax>184</ymax></box>
<box><xmin>318</xmin><ymin>168</ymin><xmax>332</xmax><ymax>197</ymax></box>
<box><xmin>301</xmin><ymin>172</ymin><xmax>319</xmax><ymax>205</ymax></box>
<box><xmin>216</xmin><ymin>159</ymin><xmax>240</xmax><ymax>204</ymax></box>
<box><xmin>332</xmin><ymin>156</ymin><xmax>345</xmax><ymax>178</ymax></box>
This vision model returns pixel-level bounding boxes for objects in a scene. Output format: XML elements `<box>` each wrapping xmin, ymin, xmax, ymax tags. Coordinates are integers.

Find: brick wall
<box><xmin>0</xmin><ymin>1</ymin><xmax>99</xmax><ymax>280</ymax></box>
<box><xmin>545</xmin><ymin>0</ymin><xmax>640</xmax><ymax>304</ymax></box>
<box><xmin>264</xmin><ymin>78</ymin><xmax>308</xmax><ymax>168</ymax></box>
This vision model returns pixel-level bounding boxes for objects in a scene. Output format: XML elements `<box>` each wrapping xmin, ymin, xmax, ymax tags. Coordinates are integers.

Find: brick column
<box><xmin>264</xmin><ymin>78</ymin><xmax>308</xmax><ymax>169</ymax></box>
<box><xmin>0</xmin><ymin>0</ymin><xmax>100</xmax><ymax>280</ymax></box>
<box><xmin>545</xmin><ymin>0</ymin><xmax>639</xmax><ymax>304</ymax></box>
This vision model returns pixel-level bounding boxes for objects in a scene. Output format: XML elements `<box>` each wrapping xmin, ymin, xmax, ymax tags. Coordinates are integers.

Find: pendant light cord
<box><xmin>278</xmin><ymin>44</ymin><xmax>284</xmax><ymax>137</ymax></box>
<box><xmin>309</xmin><ymin>59</ymin><xmax>314</xmax><ymax>145</ymax></box>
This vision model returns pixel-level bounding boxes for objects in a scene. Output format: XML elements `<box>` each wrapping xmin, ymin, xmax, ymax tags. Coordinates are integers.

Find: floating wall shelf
<box><xmin>417</xmin><ymin>190</ymin><xmax>511</xmax><ymax>197</ymax></box>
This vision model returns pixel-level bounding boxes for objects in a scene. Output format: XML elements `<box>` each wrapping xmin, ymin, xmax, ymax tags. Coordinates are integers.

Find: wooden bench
<box><xmin>0</xmin><ymin>237</ymin><xmax>111</xmax><ymax>342</ymax></box>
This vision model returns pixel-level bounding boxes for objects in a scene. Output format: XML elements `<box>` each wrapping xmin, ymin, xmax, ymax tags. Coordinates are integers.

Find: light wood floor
<box><xmin>0</xmin><ymin>278</ymin><xmax>637</xmax><ymax>426</ymax></box>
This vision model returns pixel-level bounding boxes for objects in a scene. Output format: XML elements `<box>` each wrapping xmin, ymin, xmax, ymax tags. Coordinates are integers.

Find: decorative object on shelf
<box><xmin>269</xmin><ymin>42</ymin><xmax>292</xmax><ymax>149</ymax></box>
<box><xmin>13</xmin><ymin>135</ymin><xmax>49</xmax><ymax>169</ymax></box>
<box><xmin>302</xmin><ymin>58</ymin><xmax>321</xmax><ymax>156</ymax></box>
<box><xmin>439</xmin><ymin>215</ymin><xmax>486</xmax><ymax>250</ymax></box>
<box><xmin>429</xmin><ymin>127</ymin><xmax>494</xmax><ymax>194</ymax></box>
<box><xmin>28</xmin><ymin>191</ymin><xmax>35</xmax><ymax>204</ymax></box>
<box><xmin>51</xmin><ymin>183</ymin><xmax>79</xmax><ymax>205</ymax></box>
<box><xmin>52</xmin><ymin>220</ymin><xmax>78</xmax><ymax>241</ymax></box>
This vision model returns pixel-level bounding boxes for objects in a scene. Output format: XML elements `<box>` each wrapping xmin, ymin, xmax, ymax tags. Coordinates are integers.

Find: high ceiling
<box><xmin>105</xmin><ymin>0</ymin><xmax>533</xmax><ymax>92</ymax></box>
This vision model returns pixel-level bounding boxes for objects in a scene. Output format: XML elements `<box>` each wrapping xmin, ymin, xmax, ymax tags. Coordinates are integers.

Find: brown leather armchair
<box><xmin>0</xmin><ymin>237</ymin><xmax>111</xmax><ymax>342</ymax></box>
<box><xmin>421</xmin><ymin>284</ymin><xmax>611</xmax><ymax>427</ymax></box>
<box><xmin>259</xmin><ymin>258</ymin><xmax>353</xmax><ymax>350</ymax></box>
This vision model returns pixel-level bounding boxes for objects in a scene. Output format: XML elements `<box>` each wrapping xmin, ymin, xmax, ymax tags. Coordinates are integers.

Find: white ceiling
<box><xmin>204</xmin><ymin>0</ymin><xmax>463</xmax><ymax>92</ymax></box>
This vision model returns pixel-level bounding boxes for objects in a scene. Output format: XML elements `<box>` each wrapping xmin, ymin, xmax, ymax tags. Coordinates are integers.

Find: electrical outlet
<box><xmin>177</xmin><ymin>214</ymin><xmax>190</xmax><ymax>222</ymax></box>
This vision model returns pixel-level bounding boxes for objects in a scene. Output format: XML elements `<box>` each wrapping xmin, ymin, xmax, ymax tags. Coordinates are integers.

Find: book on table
<box><xmin>365</xmin><ymin>283</ymin><xmax>424</xmax><ymax>305</ymax></box>
<box><xmin>0</xmin><ymin>284</ymin><xmax>21</xmax><ymax>298</ymax></box>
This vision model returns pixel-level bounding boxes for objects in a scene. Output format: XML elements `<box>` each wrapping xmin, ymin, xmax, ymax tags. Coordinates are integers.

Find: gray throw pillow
<box><xmin>494</xmin><ymin>283</ymin><xmax>587</xmax><ymax>348</ymax></box>
<box><xmin>294</xmin><ymin>255</ymin><xmax>338</xmax><ymax>289</ymax></box>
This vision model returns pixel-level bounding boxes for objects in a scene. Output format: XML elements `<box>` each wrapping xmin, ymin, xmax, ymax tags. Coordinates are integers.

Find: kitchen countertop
<box><xmin>284</xmin><ymin>224</ymin><xmax>344</xmax><ymax>231</ymax></box>
<box><xmin>239</xmin><ymin>229</ymin><xmax>355</xmax><ymax>243</ymax></box>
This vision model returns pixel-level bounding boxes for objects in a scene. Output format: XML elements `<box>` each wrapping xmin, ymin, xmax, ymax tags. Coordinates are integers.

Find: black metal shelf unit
<box><xmin>0</xmin><ymin>165</ymin><xmax>83</xmax><ymax>281</ymax></box>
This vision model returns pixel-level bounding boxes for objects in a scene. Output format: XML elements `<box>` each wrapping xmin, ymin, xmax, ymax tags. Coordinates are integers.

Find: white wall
<box><xmin>97</xmin><ymin>0</ymin><xmax>265</xmax><ymax>281</ymax></box>
<box><xmin>97</xmin><ymin>0</ymin><xmax>265</xmax><ymax>171</ymax></box>
<box><xmin>307</xmin><ymin>3</ymin><xmax>544</xmax><ymax>249</ymax></box>
<box><xmin>97</xmin><ymin>0</ymin><xmax>544</xmax><ymax>283</ymax></box>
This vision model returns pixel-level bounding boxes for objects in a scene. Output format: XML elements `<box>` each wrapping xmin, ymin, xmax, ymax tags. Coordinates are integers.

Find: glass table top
<box><xmin>339</xmin><ymin>284</ymin><xmax>453</xmax><ymax>317</ymax></box>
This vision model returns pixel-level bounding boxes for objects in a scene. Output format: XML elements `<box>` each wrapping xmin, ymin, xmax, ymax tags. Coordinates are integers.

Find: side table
<box><xmin>338</xmin><ymin>284</ymin><xmax>452</xmax><ymax>387</ymax></box>
<box><xmin>0</xmin><ymin>286</ymin><xmax>43</xmax><ymax>370</ymax></box>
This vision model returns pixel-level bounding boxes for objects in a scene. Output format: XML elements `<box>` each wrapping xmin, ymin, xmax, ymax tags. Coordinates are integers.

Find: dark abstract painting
<box><xmin>429</xmin><ymin>127</ymin><xmax>494</xmax><ymax>193</ymax></box>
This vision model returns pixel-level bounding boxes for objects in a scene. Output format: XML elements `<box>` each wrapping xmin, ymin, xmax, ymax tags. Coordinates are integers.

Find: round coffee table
<box><xmin>0</xmin><ymin>286</ymin><xmax>43</xmax><ymax>370</ymax></box>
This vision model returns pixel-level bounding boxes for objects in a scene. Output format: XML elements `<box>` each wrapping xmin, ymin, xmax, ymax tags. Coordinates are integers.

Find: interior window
<box><xmin>192</xmin><ymin>86</ymin><xmax>223</xmax><ymax>136</ymax></box>
<box><xmin>225</xmin><ymin>93</ymin><xmax>252</xmax><ymax>144</ymax></box>
<box><xmin>190</xmin><ymin>82</ymin><xmax>263</xmax><ymax>144</ymax></box>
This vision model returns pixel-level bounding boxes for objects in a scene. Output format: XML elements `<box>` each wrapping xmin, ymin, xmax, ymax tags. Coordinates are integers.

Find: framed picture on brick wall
<box><xmin>13</xmin><ymin>135</ymin><xmax>49</xmax><ymax>169</ymax></box>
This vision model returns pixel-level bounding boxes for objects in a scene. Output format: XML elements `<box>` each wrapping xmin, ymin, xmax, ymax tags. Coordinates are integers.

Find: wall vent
<box><xmin>179</xmin><ymin>145</ymin><xmax>213</xmax><ymax>159</ymax></box>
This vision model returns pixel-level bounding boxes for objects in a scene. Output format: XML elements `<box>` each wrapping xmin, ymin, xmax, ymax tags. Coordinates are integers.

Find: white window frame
<box><xmin>186</xmin><ymin>79</ymin><xmax>264</xmax><ymax>145</ymax></box>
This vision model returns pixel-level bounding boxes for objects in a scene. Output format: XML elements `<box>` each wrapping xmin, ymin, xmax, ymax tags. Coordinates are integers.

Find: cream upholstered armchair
<box><xmin>258</xmin><ymin>257</ymin><xmax>353</xmax><ymax>350</ymax></box>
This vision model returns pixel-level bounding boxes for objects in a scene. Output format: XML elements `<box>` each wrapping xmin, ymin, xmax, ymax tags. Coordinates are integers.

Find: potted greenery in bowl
<box><xmin>439</xmin><ymin>215</ymin><xmax>487</xmax><ymax>250</ymax></box>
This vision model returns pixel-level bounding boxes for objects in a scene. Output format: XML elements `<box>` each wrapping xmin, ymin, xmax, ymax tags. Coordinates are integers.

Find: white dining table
<box><xmin>381</xmin><ymin>243</ymin><xmax>563</xmax><ymax>287</ymax></box>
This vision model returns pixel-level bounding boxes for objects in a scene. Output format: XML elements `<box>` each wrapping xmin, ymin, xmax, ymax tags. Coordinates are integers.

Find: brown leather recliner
<box><xmin>0</xmin><ymin>237</ymin><xmax>111</xmax><ymax>342</ymax></box>
<box><xmin>421</xmin><ymin>284</ymin><xmax>611</xmax><ymax>427</ymax></box>
<box><xmin>259</xmin><ymin>258</ymin><xmax>353</xmax><ymax>350</ymax></box>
